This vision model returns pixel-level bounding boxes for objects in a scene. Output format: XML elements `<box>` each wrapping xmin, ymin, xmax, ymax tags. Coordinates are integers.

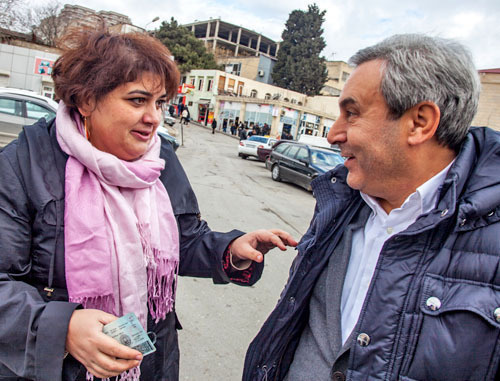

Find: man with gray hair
<box><xmin>243</xmin><ymin>34</ymin><xmax>500</xmax><ymax>381</ymax></box>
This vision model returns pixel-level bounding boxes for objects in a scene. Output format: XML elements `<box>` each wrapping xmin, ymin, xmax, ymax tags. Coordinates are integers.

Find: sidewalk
<box><xmin>168</xmin><ymin>118</ymin><xmax>240</xmax><ymax>141</ymax></box>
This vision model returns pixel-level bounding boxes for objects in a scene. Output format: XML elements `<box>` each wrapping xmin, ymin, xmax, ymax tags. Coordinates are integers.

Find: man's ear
<box><xmin>77</xmin><ymin>98</ymin><xmax>95</xmax><ymax>117</ymax></box>
<box><xmin>405</xmin><ymin>101</ymin><xmax>441</xmax><ymax>146</ymax></box>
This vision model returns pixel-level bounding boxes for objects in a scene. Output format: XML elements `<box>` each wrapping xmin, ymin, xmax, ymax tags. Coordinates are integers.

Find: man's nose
<box><xmin>327</xmin><ymin>118</ymin><xmax>346</xmax><ymax>145</ymax></box>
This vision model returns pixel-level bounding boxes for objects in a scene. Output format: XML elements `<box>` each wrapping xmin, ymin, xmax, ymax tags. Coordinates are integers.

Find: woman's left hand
<box><xmin>229</xmin><ymin>229</ymin><xmax>298</xmax><ymax>266</ymax></box>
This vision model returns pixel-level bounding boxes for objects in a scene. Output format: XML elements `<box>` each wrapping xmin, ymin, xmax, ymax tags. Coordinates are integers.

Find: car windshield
<box><xmin>310</xmin><ymin>150</ymin><xmax>344</xmax><ymax>166</ymax></box>
<box><xmin>248</xmin><ymin>136</ymin><xmax>268</xmax><ymax>143</ymax></box>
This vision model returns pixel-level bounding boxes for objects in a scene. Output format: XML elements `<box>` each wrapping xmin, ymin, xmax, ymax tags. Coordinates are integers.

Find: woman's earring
<box><xmin>84</xmin><ymin>117</ymin><xmax>90</xmax><ymax>140</ymax></box>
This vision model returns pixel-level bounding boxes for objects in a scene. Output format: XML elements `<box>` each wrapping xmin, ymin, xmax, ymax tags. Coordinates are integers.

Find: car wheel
<box><xmin>271</xmin><ymin>164</ymin><xmax>281</xmax><ymax>181</ymax></box>
<box><xmin>240</xmin><ymin>154</ymin><xmax>248</xmax><ymax>159</ymax></box>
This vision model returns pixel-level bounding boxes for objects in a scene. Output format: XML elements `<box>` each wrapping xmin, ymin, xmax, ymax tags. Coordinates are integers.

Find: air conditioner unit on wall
<box><xmin>258</xmin><ymin>70</ymin><xmax>265</xmax><ymax>77</ymax></box>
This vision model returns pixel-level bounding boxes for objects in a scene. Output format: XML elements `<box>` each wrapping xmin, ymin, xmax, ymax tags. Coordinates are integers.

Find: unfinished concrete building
<box><xmin>183</xmin><ymin>18</ymin><xmax>279</xmax><ymax>58</ymax></box>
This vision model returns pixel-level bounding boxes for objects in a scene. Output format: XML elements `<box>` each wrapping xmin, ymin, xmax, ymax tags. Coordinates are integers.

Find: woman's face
<box><xmin>80</xmin><ymin>72</ymin><xmax>167</xmax><ymax>161</ymax></box>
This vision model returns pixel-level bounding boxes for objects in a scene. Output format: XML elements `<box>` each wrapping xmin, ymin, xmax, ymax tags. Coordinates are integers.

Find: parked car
<box><xmin>257</xmin><ymin>139</ymin><xmax>288</xmax><ymax>162</ymax></box>
<box><xmin>164</xmin><ymin>112</ymin><xmax>176</xmax><ymax>126</ymax></box>
<box><xmin>157</xmin><ymin>125</ymin><xmax>180</xmax><ymax>151</ymax></box>
<box><xmin>266</xmin><ymin>141</ymin><xmax>344</xmax><ymax>191</ymax></box>
<box><xmin>238</xmin><ymin>136</ymin><xmax>277</xmax><ymax>160</ymax></box>
<box><xmin>0</xmin><ymin>88</ymin><xmax>58</xmax><ymax>141</ymax></box>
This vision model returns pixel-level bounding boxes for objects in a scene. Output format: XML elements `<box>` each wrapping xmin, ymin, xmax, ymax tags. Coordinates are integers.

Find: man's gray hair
<box><xmin>349</xmin><ymin>34</ymin><xmax>480</xmax><ymax>151</ymax></box>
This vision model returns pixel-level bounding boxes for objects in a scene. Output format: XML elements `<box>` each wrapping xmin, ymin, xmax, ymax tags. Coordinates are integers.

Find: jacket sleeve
<box><xmin>0</xmin><ymin>142</ymin><xmax>79</xmax><ymax>381</ymax></box>
<box><xmin>158</xmin><ymin>137</ymin><xmax>263</xmax><ymax>286</ymax></box>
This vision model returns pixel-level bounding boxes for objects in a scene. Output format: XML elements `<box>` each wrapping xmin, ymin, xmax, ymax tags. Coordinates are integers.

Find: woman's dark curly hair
<box><xmin>52</xmin><ymin>29</ymin><xmax>180</xmax><ymax>109</ymax></box>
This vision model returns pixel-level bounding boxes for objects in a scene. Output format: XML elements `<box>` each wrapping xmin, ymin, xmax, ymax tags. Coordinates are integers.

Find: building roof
<box><xmin>183</xmin><ymin>18</ymin><xmax>278</xmax><ymax>45</ymax></box>
<box><xmin>478</xmin><ymin>68</ymin><xmax>500</xmax><ymax>74</ymax></box>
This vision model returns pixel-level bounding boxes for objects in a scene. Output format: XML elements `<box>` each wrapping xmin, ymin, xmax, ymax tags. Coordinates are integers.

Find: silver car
<box><xmin>0</xmin><ymin>88</ymin><xmax>58</xmax><ymax>146</ymax></box>
<box><xmin>238</xmin><ymin>136</ymin><xmax>277</xmax><ymax>160</ymax></box>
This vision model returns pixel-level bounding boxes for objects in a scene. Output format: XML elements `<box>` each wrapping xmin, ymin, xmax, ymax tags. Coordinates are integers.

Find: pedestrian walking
<box><xmin>181</xmin><ymin>108</ymin><xmax>190</xmax><ymax>126</ymax></box>
<box><xmin>211</xmin><ymin>118</ymin><xmax>217</xmax><ymax>134</ymax></box>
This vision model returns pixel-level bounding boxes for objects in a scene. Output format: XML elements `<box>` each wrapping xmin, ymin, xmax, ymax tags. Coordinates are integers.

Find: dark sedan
<box><xmin>257</xmin><ymin>140</ymin><xmax>288</xmax><ymax>161</ymax></box>
<box><xmin>266</xmin><ymin>141</ymin><xmax>344</xmax><ymax>191</ymax></box>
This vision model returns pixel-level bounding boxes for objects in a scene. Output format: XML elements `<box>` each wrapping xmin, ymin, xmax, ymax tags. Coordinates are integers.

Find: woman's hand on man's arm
<box><xmin>229</xmin><ymin>229</ymin><xmax>298</xmax><ymax>268</ymax></box>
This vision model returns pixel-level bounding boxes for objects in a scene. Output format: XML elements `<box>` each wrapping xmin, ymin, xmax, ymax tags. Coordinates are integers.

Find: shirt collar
<box><xmin>361</xmin><ymin>159</ymin><xmax>455</xmax><ymax>218</ymax></box>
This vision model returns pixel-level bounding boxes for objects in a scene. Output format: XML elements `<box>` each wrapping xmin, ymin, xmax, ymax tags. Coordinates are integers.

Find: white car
<box><xmin>0</xmin><ymin>87</ymin><xmax>59</xmax><ymax>146</ymax></box>
<box><xmin>164</xmin><ymin>113</ymin><xmax>176</xmax><ymax>126</ymax></box>
<box><xmin>238</xmin><ymin>136</ymin><xmax>277</xmax><ymax>159</ymax></box>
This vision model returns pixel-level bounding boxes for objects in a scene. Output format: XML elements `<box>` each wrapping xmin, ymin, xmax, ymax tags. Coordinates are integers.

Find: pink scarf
<box><xmin>56</xmin><ymin>101</ymin><xmax>179</xmax><ymax>343</ymax></box>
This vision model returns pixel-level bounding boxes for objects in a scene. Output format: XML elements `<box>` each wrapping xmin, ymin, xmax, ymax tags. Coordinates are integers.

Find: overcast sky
<box><xmin>62</xmin><ymin>0</ymin><xmax>499</xmax><ymax>69</ymax></box>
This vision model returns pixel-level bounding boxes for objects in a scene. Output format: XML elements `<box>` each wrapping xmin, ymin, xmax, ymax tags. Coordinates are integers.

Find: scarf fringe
<box><xmin>70</xmin><ymin>294</ymin><xmax>115</xmax><ymax>313</ymax></box>
<box><xmin>86</xmin><ymin>366</ymin><xmax>141</xmax><ymax>381</ymax></box>
<box><xmin>147</xmin><ymin>253</ymin><xmax>178</xmax><ymax>323</ymax></box>
<box><xmin>138</xmin><ymin>223</ymin><xmax>179</xmax><ymax>323</ymax></box>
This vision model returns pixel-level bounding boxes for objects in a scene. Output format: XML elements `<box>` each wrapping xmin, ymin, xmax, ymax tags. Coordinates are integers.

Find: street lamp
<box><xmin>144</xmin><ymin>16</ymin><xmax>160</xmax><ymax>30</ymax></box>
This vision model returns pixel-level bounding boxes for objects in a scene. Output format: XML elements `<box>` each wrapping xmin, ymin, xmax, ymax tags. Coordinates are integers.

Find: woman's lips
<box><xmin>131</xmin><ymin>130</ymin><xmax>151</xmax><ymax>141</ymax></box>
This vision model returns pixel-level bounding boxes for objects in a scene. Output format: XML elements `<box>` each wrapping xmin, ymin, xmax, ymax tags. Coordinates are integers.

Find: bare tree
<box><xmin>1</xmin><ymin>0</ymin><xmax>64</xmax><ymax>47</ymax></box>
<box><xmin>30</xmin><ymin>2</ymin><xmax>64</xmax><ymax>46</ymax></box>
<box><xmin>0</xmin><ymin>0</ymin><xmax>27</xmax><ymax>31</ymax></box>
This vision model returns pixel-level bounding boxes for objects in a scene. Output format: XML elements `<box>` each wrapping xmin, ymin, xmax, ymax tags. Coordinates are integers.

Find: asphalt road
<box><xmin>174</xmin><ymin>123</ymin><xmax>316</xmax><ymax>380</ymax></box>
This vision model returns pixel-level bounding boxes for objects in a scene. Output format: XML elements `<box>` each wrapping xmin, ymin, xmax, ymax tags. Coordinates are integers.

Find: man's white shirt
<box><xmin>340</xmin><ymin>161</ymin><xmax>454</xmax><ymax>344</ymax></box>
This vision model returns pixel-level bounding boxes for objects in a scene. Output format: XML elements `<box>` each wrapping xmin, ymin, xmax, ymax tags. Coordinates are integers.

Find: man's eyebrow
<box><xmin>339</xmin><ymin>97</ymin><xmax>358</xmax><ymax>109</ymax></box>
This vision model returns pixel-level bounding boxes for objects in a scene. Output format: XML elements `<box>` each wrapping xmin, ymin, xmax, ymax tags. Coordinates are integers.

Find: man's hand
<box><xmin>230</xmin><ymin>229</ymin><xmax>298</xmax><ymax>266</ymax></box>
<box><xmin>66</xmin><ymin>309</ymin><xmax>143</xmax><ymax>379</ymax></box>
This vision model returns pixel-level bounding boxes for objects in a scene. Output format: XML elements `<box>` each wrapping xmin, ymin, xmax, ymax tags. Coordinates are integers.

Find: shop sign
<box><xmin>34</xmin><ymin>58</ymin><xmax>54</xmax><ymax>76</ymax></box>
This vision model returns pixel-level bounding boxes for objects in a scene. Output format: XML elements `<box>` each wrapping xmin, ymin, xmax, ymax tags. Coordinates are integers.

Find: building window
<box><xmin>250</xmin><ymin>89</ymin><xmax>257</xmax><ymax>98</ymax></box>
<box><xmin>290</xmin><ymin>99</ymin><xmax>297</xmax><ymax>104</ymax></box>
<box><xmin>207</xmin><ymin>78</ymin><xmax>213</xmax><ymax>91</ymax></box>
<box><xmin>218</xmin><ymin>76</ymin><xmax>226</xmax><ymax>91</ymax></box>
<box><xmin>298</xmin><ymin>101</ymin><xmax>303</xmax><ymax>106</ymax></box>
<box><xmin>264</xmin><ymin>93</ymin><xmax>271</xmax><ymax>100</ymax></box>
<box><xmin>228</xmin><ymin>78</ymin><xmax>235</xmax><ymax>92</ymax></box>
<box><xmin>284</xmin><ymin>97</ymin><xmax>290</xmax><ymax>102</ymax></box>
<box><xmin>190</xmin><ymin>77</ymin><xmax>196</xmax><ymax>86</ymax></box>
<box><xmin>225</xmin><ymin>63</ymin><xmax>241</xmax><ymax>76</ymax></box>
<box><xmin>341</xmin><ymin>71</ymin><xmax>350</xmax><ymax>82</ymax></box>
<box><xmin>198</xmin><ymin>78</ymin><xmax>204</xmax><ymax>91</ymax></box>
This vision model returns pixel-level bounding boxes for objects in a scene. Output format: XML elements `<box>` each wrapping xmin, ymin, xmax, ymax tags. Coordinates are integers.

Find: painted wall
<box><xmin>0</xmin><ymin>43</ymin><xmax>59</xmax><ymax>97</ymax></box>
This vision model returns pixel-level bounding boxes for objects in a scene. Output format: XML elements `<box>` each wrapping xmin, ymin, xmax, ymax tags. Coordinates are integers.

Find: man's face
<box><xmin>327</xmin><ymin>60</ymin><xmax>410</xmax><ymax>200</ymax></box>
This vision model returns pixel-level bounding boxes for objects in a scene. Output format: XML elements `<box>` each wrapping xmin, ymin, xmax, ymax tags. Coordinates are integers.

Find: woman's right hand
<box><xmin>65</xmin><ymin>309</ymin><xmax>143</xmax><ymax>378</ymax></box>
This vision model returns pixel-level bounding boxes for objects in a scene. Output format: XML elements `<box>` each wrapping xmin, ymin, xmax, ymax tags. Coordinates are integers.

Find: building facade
<box><xmin>55</xmin><ymin>4</ymin><xmax>132</xmax><ymax>33</ymax></box>
<box><xmin>472</xmin><ymin>68</ymin><xmax>500</xmax><ymax>131</ymax></box>
<box><xmin>0</xmin><ymin>28</ymin><xmax>60</xmax><ymax>97</ymax></box>
<box><xmin>321</xmin><ymin>60</ymin><xmax>354</xmax><ymax>96</ymax></box>
<box><xmin>182</xmin><ymin>19</ymin><xmax>279</xmax><ymax>85</ymax></box>
<box><xmin>177</xmin><ymin>69</ymin><xmax>340</xmax><ymax>139</ymax></box>
<box><xmin>183</xmin><ymin>19</ymin><xmax>279</xmax><ymax>59</ymax></box>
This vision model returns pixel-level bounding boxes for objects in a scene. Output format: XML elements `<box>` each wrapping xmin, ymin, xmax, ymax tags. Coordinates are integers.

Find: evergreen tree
<box><xmin>272</xmin><ymin>4</ymin><xmax>328</xmax><ymax>96</ymax></box>
<box><xmin>155</xmin><ymin>18</ymin><xmax>220</xmax><ymax>74</ymax></box>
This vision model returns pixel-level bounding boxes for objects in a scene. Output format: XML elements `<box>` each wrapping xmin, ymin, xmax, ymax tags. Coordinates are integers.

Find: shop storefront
<box><xmin>279</xmin><ymin>108</ymin><xmax>299</xmax><ymax>139</ymax></box>
<box><xmin>322</xmin><ymin>118</ymin><xmax>335</xmax><ymax>137</ymax></box>
<box><xmin>218</xmin><ymin>101</ymin><xmax>241</xmax><ymax>128</ymax></box>
<box><xmin>298</xmin><ymin>113</ymin><xmax>321</xmax><ymax>136</ymax></box>
<box><xmin>244</xmin><ymin>103</ymin><xmax>273</xmax><ymax>126</ymax></box>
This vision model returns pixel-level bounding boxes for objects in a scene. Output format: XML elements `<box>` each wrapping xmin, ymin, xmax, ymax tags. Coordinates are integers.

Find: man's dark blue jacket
<box><xmin>244</xmin><ymin>127</ymin><xmax>500</xmax><ymax>381</ymax></box>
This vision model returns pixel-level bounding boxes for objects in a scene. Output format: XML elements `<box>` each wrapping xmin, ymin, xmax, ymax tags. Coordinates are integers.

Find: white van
<box><xmin>297</xmin><ymin>134</ymin><xmax>340</xmax><ymax>152</ymax></box>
